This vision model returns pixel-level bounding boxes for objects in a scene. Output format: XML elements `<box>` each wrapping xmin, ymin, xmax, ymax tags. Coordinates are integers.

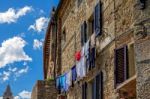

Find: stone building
<box><xmin>43</xmin><ymin>0</ymin><xmax>150</xmax><ymax>99</ymax></box>
<box><xmin>3</xmin><ymin>85</ymin><xmax>13</xmax><ymax>99</ymax></box>
<box><xmin>31</xmin><ymin>80</ymin><xmax>57</xmax><ymax>99</ymax></box>
<box><xmin>31</xmin><ymin>8</ymin><xmax>58</xmax><ymax>99</ymax></box>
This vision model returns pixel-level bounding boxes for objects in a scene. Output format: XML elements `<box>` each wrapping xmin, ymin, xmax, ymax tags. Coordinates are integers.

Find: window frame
<box><xmin>94</xmin><ymin>2</ymin><xmax>102</xmax><ymax>37</ymax></box>
<box><xmin>81</xmin><ymin>21</ymin><xmax>87</xmax><ymax>46</ymax></box>
<box><xmin>114</xmin><ymin>45</ymin><xmax>129</xmax><ymax>87</ymax></box>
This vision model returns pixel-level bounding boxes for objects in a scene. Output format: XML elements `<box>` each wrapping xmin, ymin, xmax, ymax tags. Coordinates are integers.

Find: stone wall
<box><xmin>49</xmin><ymin>0</ymin><xmax>150</xmax><ymax>98</ymax></box>
<box><xmin>31</xmin><ymin>80</ymin><xmax>57</xmax><ymax>99</ymax></box>
<box><xmin>133</xmin><ymin>0</ymin><xmax>150</xmax><ymax>98</ymax></box>
<box><xmin>58</xmin><ymin>0</ymin><xmax>132</xmax><ymax>99</ymax></box>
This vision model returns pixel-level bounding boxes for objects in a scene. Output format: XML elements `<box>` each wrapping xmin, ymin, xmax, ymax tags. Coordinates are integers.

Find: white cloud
<box><xmin>14</xmin><ymin>90</ymin><xmax>31</xmax><ymax>99</ymax></box>
<box><xmin>0</xmin><ymin>67</ymin><xmax>16</xmax><ymax>82</ymax></box>
<box><xmin>0</xmin><ymin>97</ymin><xmax>2</xmax><ymax>99</ymax></box>
<box><xmin>28</xmin><ymin>17</ymin><xmax>49</xmax><ymax>32</ymax></box>
<box><xmin>15</xmin><ymin>66</ymin><xmax>29</xmax><ymax>77</ymax></box>
<box><xmin>0</xmin><ymin>36</ymin><xmax>32</xmax><ymax>68</ymax></box>
<box><xmin>18</xmin><ymin>90</ymin><xmax>31</xmax><ymax>99</ymax></box>
<box><xmin>2</xmin><ymin>71</ymin><xmax>11</xmax><ymax>81</ymax></box>
<box><xmin>0</xmin><ymin>66</ymin><xmax>29</xmax><ymax>82</ymax></box>
<box><xmin>8</xmin><ymin>67</ymin><xmax>17</xmax><ymax>72</ymax></box>
<box><xmin>0</xmin><ymin>6</ymin><xmax>32</xmax><ymax>24</ymax></box>
<box><xmin>33</xmin><ymin>39</ymin><xmax>43</xmax><ymax>50</ymax></box>
<box><xmin>11</xmin><ymin>67</ymin><xmax>18</xmax><ymax>72</ymax></box>
<box><xmin>14</xmin><ymin>96</ymin><xmax>20</xmax><ymax>99</ymax></box>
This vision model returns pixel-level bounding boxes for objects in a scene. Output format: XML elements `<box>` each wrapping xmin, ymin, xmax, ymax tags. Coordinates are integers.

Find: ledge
<box><xmin>116</xmin><ymin>75</ymin><xmax>137</xmax><ymax>97</ymax></box>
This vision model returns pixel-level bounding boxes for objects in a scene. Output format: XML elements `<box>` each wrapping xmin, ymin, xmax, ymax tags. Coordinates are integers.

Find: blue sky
<box><xmin>0</xmin><ymin>0</ymin><xmax>59</xmax><ymax>98</ymax></box>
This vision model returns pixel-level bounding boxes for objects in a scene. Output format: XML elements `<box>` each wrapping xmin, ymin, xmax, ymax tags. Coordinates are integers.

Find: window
<box><xmin>114</xmin><ymin>45</ymin><xmax>128</xmax><ymax>86</ymax></box>
<box><xmin>114</xmin><ymin>44</ymin><xmax>136</xmax><ymax>87</ymax></box>
<box><xmin>88</xmin><ymin>14</ymin><xmax>94</xmax><ymax>38</ymax></box>
<box><xmin>95</xmin><ymin>72</ymin><xmax>103</xmax><ymax>99</ymax></box>
<box><xmin>86</xmin><ymin>72</ymin><xmax>103</xmax><ymax>99</ymax></box>
<box><xmin>87</xmin><ymin>81</ymin><xmax>93</xmax><ymax>99</ymax></box>
<box><xmin>81</xmin><ymin>21</ymin><xmax>87</xmax><ymax>46</ymax></box>
<box><xmin>94</xmin><ymin>2</ymin><xmax>102</xmax><ymax>36</ymax></box>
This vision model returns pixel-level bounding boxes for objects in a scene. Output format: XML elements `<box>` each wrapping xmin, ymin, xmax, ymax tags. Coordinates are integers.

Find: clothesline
<box><xmin>56</xmin><ymin>33</ymin><xmax>96</xmax><ymax>92</ymax></box>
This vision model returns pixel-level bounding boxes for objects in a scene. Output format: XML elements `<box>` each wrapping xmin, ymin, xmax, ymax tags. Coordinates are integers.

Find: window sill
<box><xmin>116</xmin><ymin>75</ymin><xmax>137</xmax><ymax>97</ymax></box>
<box><xmin>85</xmin><ymin>67</ymin><xmax>97</xmax><ymax>82</ymax></box>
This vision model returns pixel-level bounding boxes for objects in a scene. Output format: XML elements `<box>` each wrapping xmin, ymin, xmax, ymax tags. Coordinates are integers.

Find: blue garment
<box><xmin>60</xmin><ymin>74</ymin><xmax>66</xmax><ymax>92</ymax></box>
<box><xmin>56</xmin><ymin>77</ymin><xmax>60</xmax><ymax>89</ymax></box>
<box><xmin>59</xmin><ymin>76</ymin><xmax>63</xmax><ymax>89</ymax></box>
<box><xmin>71</xmin><ymin>65</ymin><xmax>77</xmax><ymax>82</ymax></box>
<box><xmin>56</xmin><ymin>74</ymin><xmax>66</xmax><ymax>92</ymax></box>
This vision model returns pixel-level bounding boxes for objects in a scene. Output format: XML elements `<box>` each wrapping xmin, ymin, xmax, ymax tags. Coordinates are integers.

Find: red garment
<box><xmin>75</xmin><ymin>51</ymin><xmax>81</xmax><ymax>61</ymax></box>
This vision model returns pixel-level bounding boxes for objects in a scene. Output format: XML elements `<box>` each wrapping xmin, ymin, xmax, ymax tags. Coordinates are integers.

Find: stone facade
<box><xmin>43</xmin><ymin>0</ymin><xmax>150</xmax><ymax>99</ymax></box>
<box><xmin>31</xmin><ymin>80</ymin><xmax>57</xmax><ymax>99</ymax></box>
<box><xmin>133</xmin><ymin>0</ymin><xmax>150</xmax><ymax>98</ymax></box>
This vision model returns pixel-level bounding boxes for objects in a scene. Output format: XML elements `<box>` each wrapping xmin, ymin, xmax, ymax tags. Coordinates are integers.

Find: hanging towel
<box><xmin>76</xmin><ymin>56</ymin><xmax>86</xmax><ymax>79</ymax></box>
<box><xmin>84</xmin><ymin>40</ymin><xmax>90</xmax><ymax>72</ymax></box>
<box><xmin>80</xmin><ymin>56</ymin><xmax>86</xmax><ymax>77</ymax></box>
<box><xmin>76</xmin><ymin>60</ymin><xmax>81</xmax><ymax>79</ymax></box>
<box><xmin>65</xmin><ymin>70</ymin><xmax>72</xmax><ymax>91</ymax></box>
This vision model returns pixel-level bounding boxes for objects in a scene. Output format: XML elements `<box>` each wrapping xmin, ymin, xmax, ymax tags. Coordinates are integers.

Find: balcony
<box><xmin>116</xmin><ymin>75</ymin><xmax>136</xmax><ymax>98</ymax></box>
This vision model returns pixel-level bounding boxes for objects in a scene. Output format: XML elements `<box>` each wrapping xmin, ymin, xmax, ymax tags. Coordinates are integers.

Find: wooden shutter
<box><xmin>94</xmin><ymin>2</ymin><xmax>102</xmax><ymax>36</ymax></box>
<box><xmin>114</xmin><ymin>45</ymin><xmax>128</xmax><ymax>87</ymax></box>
